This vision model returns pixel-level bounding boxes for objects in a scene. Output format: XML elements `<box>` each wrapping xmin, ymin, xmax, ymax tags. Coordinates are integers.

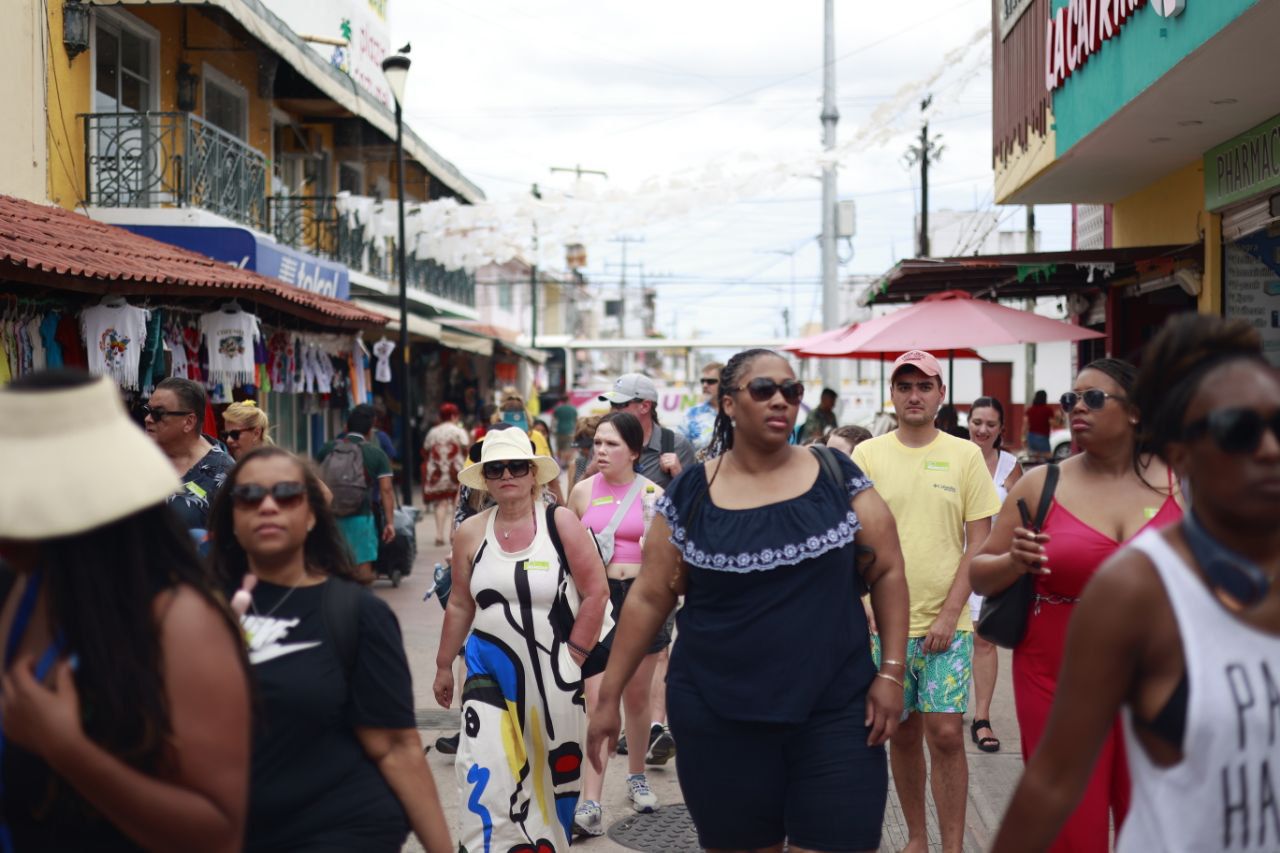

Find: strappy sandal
<box><xmin>971</xmin><ymin>718</ymin><xmax>1000</xmax><ymax>753</ymax></box>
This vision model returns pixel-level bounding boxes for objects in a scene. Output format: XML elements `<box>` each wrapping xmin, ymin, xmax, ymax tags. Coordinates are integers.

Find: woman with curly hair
<box><xmin>994</xmin><ymin>313</ymin><xmax>1280</xmax><ymax>852</ymax></box>
<box><xmin>208</xmin><ymin>447</ymin><xmax>451</xmax><ymax>853</ymax></box>
<box><xmin>0</xmin><ymin>369</ymin><xmax>250</xmax><ymax>851</ymax></box>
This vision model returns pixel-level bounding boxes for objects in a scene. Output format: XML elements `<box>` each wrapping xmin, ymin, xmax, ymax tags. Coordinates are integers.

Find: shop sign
<box><xmin>1205</xmin><ymin>115</ymin><xmax>1280</xmax><ymax>212</ymax></box>
<box><xmin>123</xmin><ymin>225</ymin><xmax>351</xmax><ymax>300</ymax></box>
<box><xmin>1000</xmin><ymin>0</ymin><xmax>1037</xmax><ymax>40</ymax></box>
<box><xmin>1045</xmin><ymin>0</ymin><xmax>1184</xmax><ymax>93</ymax></box>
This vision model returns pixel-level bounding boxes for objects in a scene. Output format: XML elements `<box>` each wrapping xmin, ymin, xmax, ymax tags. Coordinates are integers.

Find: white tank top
<box><xmin>468</xmin><ymin>507</ymin><xmax>565</xmax><ymax>645</ymax></box>
<box><xmin>1119</xmin><ymin>528</ymin><xmax>1280</xmax><ymax>853</ymax></box>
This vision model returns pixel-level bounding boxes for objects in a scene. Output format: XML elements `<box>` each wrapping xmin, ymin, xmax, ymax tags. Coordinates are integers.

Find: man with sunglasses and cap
<box><xmin>852</xmin><ymin>350</ymin><xmax>1000</xmax><ymax>853</ymax></box>
<box><xmin>317</xmin><ymin>404</ymin><xmax>396</xmax><ymax>584</ymax></box>
<box><xmin>599</xmin><ymin>373</ymin><xmax>696</xmax><ymax>488</ymax></box>
<box><xmin>144</xmin><ymin>376</ymin><xmax>235</xmax><ymax>533</ymax></box>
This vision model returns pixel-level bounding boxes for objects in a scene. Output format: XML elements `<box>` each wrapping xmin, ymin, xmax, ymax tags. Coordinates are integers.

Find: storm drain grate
<box><xmin>607</xmin><ymin>804</ymin><xmax>700</xmax><ymax>852</ymax></box>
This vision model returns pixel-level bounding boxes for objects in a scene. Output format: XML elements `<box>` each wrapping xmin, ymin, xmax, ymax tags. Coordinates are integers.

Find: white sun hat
<box><xmin>457</xmin><ymin>427</ymin><xmax>560</xmax><ymax>492</ymax></box>
<box><xmin>0</xmin><ymin>375</ymin><xmax>180</xmax><ymax>540</ymax></box>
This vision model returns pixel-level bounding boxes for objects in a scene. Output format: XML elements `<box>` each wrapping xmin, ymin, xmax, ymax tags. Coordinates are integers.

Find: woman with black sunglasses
<box><xmin>992</xmin><ymin>313</ymin><xmax>1280</xmax><ymax>852</ymax></box>
<box><xmin>587</xmin><ymin>348</ymin><xmax>909</xmax><ymax>852</ymax></box>
<box><xmin>972</xmin><ymin>358</ymin><xmax>1182</xmax><ymax>851</ymax></box>
<box><xmin>207</xmin><ymin>447</ymin><xmax>452</xmax><ymax>853</ymax></box>
<box><xmin>435</xmin><ymin>428</ymin><xmax>608</xmax><ymax>853</ymax></box>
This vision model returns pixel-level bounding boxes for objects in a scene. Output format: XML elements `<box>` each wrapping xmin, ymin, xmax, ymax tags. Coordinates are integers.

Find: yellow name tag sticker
<box><xmin>925</xmin><ymin>460</ymin><xmax>950</xmax><ymax>472</ymax></box>
<box><xmin>525</xmin><ymin>560</ymin><xmax>551</xmax><ymax>572</ymax></box>
<box><xmin>591</xmin><ymin>496</ymin><xmax>615</xmax><ymax>506</ymax></box>
<box><xmin>1143</xmin><ymin>506</ymin><xmax>1158</xmax><ymax>520</ymax></box>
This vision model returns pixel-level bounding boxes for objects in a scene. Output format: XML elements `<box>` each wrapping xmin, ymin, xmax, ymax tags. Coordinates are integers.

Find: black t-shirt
<box><xmin>244</xmin><ymin>579</ymin><xmax>415</xmax><ymax>852</ymax></box>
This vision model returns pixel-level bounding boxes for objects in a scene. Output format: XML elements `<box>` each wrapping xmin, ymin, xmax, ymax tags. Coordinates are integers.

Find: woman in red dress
<box><xmin>422</xmin><ymin>403</ymin><xmax>470</xmax><ymax>546</ymax></box>
<box><xmin>973</xmin><ymin>359</ymin><xmax>1182</xmax><ymax>852</ymax></box>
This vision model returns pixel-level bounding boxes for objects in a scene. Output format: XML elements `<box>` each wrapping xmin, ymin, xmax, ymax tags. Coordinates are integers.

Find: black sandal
<box><xmin>971</xmin><ymin>718</ymin><xmax>1000</xmax><ymax>753</ymax></box>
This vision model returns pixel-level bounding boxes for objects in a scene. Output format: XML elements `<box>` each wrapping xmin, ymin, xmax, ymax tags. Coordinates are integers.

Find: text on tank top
<box><xmin>1117</xmin><ymin>528</ymin><xmax>1280</xmax><ymax>853</ymax></box>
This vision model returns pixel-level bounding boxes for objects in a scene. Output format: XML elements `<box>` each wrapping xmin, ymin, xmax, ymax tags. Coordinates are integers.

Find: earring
<box><xmin>307</xmin><ymin>522</ymin><xmax>315</xmax><ymax>532</ymax></box>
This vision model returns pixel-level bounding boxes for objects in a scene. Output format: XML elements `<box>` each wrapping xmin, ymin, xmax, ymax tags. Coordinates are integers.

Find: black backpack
<box><xmin>321</xmin><ymin>439</ymin><xmax>368</xmax><ymax>517</ymax></box>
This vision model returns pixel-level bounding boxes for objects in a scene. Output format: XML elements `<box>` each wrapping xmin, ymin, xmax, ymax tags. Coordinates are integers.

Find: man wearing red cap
<box><xmin>852</xmin><ymin>350</ymin><xmax>1000</xmax><ymax>853</ymax></box>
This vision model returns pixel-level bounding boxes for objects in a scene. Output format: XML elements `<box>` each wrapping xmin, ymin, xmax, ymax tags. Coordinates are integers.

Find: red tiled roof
<box><xmin>0</xmin><ymin>195</ymin><xmax>387</xmax><ymax>328</ymax></box>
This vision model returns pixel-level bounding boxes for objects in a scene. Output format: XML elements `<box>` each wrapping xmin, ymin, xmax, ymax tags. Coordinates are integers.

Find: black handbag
<box><xmin>976</xmin><ymin>463</ymin><xmax>1059</xmax><ymax>649</ymax></box>
<box><xmin>545</xmin><ymin>505</ymin><xmax>616</xmax><ymax>678</ymax></box>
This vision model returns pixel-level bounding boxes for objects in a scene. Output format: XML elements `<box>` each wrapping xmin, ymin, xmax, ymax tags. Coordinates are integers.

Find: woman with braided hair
<box><xmin>994</xmin><ymin>313</ymin><xmax>1280</xmax><ymax>852</ymax></box>
<box><xmin>587</xmin><ymin>348</ymin><xmax>910</xmax><ymax>852</ymax></box>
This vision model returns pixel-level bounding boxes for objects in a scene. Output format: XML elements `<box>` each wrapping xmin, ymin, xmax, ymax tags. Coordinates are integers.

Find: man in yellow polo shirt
<box><xmin>853</xmin><ymin>350</ymin><xmax>999</xmax><ymax>853</ymax></box>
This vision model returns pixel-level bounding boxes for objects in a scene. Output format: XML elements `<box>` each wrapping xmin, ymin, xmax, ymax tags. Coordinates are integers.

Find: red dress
<box><xmin>1012</xmin><ymin>493</ymin><xmax>1181</xmax><ymax>852</ymax></box>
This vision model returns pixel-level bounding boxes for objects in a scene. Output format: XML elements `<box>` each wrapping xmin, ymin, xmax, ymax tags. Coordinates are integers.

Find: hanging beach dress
<box><xmin>456</xmin><ymin>506</ymin><xmax>585</xmax><ymax>853</ymax></box>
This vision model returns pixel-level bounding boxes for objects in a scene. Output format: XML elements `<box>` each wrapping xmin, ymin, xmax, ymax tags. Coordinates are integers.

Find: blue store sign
<box><xmin>124</xmin><ymin>225</ymin><xmax>350</xmax><ymax>301</ymax></box>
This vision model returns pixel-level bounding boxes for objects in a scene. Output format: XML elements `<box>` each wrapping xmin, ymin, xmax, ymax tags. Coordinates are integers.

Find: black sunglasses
<box><xmin>142</xmin><ymin>405</ymin><xmax>194</xmax><ymax>420</ymax></box>
<box><xmin>700</xmin><ymin>378</ymin><xmax>720</xmax><ymax>386</ymax></box>
<box><xmin>224</xmin><ymin>428</ymin><xmax>257</xmax><ymax>442</ymax></box>
<box><xmin>483</xmin><ymin>459</ymin><xmax>533</xmax><ymax>480</ymax></box>
<box><xmin>729</xmin><ymin>377</ymin><xmax>805</xmax><ymax>405</ymax></box>
<box><xmin>1183</xmin><ymin>408</ymin><xmax>1280</xmax><ymax>455</ymax></box>
<box><xmin>1060</xmin><ymin>390</ymin><xmax>1124</xmax><ymax>411</ymax></box>
<box><xmin>609</xmin><ymin>399</ymin><xmax>642</xmax><ymax>410</ymax></box>
<box><xmin>230</xmin><ymin>481</ymin><xmax>307</xmax><ymax>509</ymax></box>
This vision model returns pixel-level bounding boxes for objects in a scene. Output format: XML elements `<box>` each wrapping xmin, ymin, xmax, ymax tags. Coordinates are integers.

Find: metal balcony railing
<box><xmin>83</xmin><ymin>111</ymin><xmax>269</xmax><ymax>231</ymax></box>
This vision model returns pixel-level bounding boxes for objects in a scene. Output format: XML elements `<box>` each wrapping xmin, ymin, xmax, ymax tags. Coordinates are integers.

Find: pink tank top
<box><xmin>581</xmin><ymin>475</ymin><xmax>645</xmax><ymax>565</ymax></box>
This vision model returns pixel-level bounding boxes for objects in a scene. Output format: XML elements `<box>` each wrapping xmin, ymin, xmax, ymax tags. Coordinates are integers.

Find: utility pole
<box><xmin>820</xmin><ymin>0</ymin><xmax>840</xmax><ymax>390</ymax></box>
<box><xmin>1024</xmin><ymin>205</ymin><xmax>1038</xmax><ymax>421</ymax></box>
<box><xmin>608</xmin><ymin>236</ymin><xmax>645</xmax><ymax>373</ymax></box>
<box><xmin>905</xmin><ymin>95</ymin><xmax>944</xmax><ymax>258</ymax></box>
<box><xmin>550</xmin><ymin>164</ymin><xmax>609</xmax><ymax>181</ymax></box>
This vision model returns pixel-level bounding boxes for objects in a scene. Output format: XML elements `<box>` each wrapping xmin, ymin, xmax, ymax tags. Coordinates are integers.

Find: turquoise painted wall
<box><xmin>1049</xmin><ymin>0</ymin><xmax>1257</xmax><ymax>155</ymax></box>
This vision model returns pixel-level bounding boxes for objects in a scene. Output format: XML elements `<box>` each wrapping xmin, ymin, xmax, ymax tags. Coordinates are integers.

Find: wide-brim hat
<box><xmin>0</xmin><ymin>375</ymin><xmax>180</xmax><ymax>540</ymax></box>
<box><xmin>458</xmin><ymin>428</ymin><xmax>560</xmax><ymax>491</ymax></box>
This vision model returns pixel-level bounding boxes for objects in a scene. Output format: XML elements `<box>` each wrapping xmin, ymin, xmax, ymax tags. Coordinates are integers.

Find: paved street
<box><xmin>385</xmin><ymin>531</ymin><xmax>1023</xmax><ymax>852</ymax></box>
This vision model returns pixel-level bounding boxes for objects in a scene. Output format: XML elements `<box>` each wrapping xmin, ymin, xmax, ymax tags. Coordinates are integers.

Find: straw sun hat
<box><xmin>458</xmin><ymin>428</ymin><xmax>560</xmax><ymax>492</ymax></box>
<box><xmin>0</xmin><ymin>375</ymin><xmax>180</xmax><ymax>540</ymax></box>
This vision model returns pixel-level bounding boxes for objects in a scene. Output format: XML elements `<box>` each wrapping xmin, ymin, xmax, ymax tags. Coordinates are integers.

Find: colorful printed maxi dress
<box><xmin>457</xmin><ymin>508</ymin><xmax>585</xmax><ymax>853</ymax></box>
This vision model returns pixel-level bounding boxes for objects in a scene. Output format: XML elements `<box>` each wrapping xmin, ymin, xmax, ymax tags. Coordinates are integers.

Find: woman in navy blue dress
<box><xmin>587</xmin><ymin>349</ymin><xmax>910</xmax><ymax>853</ymax></box>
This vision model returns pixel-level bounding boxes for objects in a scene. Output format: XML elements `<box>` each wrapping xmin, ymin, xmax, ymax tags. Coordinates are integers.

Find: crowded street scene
<box><xmin>2</xmin><ymin>0</ymin><xmax>1280</xmax><ymax>851</ymax></box>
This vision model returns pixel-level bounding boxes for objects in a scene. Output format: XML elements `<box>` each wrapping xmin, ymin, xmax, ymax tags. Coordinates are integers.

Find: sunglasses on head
<box><xmin>483</xmin><ymin>459</ymin><xmax>533</xmax><ymax>480</ymax></box>
<box><xmin>729</xmin><ymin>377</ymin><xmax>805</xmax><ymax>405</ymax></box>
<box><xmin>1183</xmin><ymin>408</ymin><xmax>1280</xmax><ymax>455</ymax></box>
<box><xmin>142</xmin><ymin>405</ymin><xmax>193</xmax><ymax>421</ymax></box>
<box><xmin>1060</xmin><ymin>390</ymin><xmax>1124</xmax><ymax>411</ymax></box>
<box><xmin>230</xmin><ymin>481</ymin><xmax>307</xmax><ymax>509</ymax></box>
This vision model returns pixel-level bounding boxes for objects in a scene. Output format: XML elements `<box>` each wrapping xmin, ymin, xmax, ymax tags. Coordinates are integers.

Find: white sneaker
<box><xmin>573</xmin><ymin>799</ymin><xmax>604</xmax><ymax>837</ymax></box>
<box><xmin>627</xmin><ymin>773</ymin><xmax>659</xmax><ymax>813</ymax></box>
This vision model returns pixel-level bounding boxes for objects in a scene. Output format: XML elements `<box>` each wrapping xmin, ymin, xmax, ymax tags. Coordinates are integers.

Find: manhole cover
<box><xmin>607</xmin><ymin>804</ymin><xmax>700</xmax><ymax>852</ymax></box>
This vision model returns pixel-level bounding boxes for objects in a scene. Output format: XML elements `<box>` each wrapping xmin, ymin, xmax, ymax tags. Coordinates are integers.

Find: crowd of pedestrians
<box><xmin>0</xmin><ymin>309</ymin><xmax>1275</xmax><ymax>852</ymax></box>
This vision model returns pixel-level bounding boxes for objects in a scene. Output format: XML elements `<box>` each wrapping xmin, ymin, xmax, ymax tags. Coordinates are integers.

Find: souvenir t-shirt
<box><xmin>243</xmin><ymin>579</ymin><xmax>414</xmax><ymax>852</ymax></box>
<box><xmin>80</xmin><ymin>303</ymin><xmax>150</xmax><ymax>389</ymax></box>
<box><xmin>200</xmin><ymin>309</ymin><xmax>261</xmax><ymax>389</ymax></box>
<box><xmin>853</xmin><ymin>431</ymin><xmax>1000</xmax><ymax>636</ymax></box>
<box><xmin>39</xmin><ymin>313</ymin><xmax>62</xmax><ymax>369</ymax></box>
<box><xmin>371</xmin><ymin>339</ymin><xmax>395</xmax><ymax>384</ymax></box>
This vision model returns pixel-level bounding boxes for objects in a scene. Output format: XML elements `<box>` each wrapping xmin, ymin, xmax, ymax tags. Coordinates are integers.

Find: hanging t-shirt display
<box><xmin>40</xmin><ymin>313</ymin><xmax>61</xmax><ymax>369</ymax></box>
<box><xmin>200</xmin><ymin>307</ymin><xmax>261</xmax><ymax>390</ymax></box>
<box><xmin>80</xmin><ymin>301</ymin><xmax>151</xmax><ymax>389</ymax></box>
<box><xmin>371</xmin><ymin>338</ymin><xmax>395</xmax><ymax>384</ymax></box>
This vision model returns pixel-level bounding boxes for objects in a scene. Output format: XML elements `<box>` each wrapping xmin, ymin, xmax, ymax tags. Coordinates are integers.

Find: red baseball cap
<box><xmin>890</xmin><ymin>350</ymin><xmax>943</xmax><ymax>382</ymax></box>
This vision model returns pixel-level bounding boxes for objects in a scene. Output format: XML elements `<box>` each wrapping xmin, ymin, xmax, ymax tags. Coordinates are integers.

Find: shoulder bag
<box><xmin>546</xmin><ymin>505</ymin><xmax>616</xmax><ymax>678</ymax></box>
<box><xmin>976</xmin><ymin>463</ymin><xmax>1059</xmax><ymax>649</ymax></box>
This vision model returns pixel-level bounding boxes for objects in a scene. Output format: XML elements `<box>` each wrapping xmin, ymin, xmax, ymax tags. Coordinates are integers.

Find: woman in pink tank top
<box><xmin>992</xmin><ymin>314</ymin><xmax>1280</xmax><ymax>851</ymax></box>
<box><xmin>567</xmin><ymin>412</ymin><xmax>665</xmax><ymax>835</ymax></box>
<box><xmin>973</xmin><ymin>358</ymin><xmax>1182</xmax><ymax>852</ymax></box>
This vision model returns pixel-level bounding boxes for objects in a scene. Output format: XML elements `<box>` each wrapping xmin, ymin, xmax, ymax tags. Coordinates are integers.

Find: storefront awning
<box><xmin>860</xmin><ymin>245</ymin><xmax>1202</xmax><ymax>306</ymax></box>
<box><xmin>0</xmin><ymin>195</ymin><xmax>387</xmax><ymax>329</ymax></box>
<box><xmin>351</xmin><ymin>299</ymin><xmax>442</xmax><ymax>341</ymax></box>
<box><xmin>438</xmin><ymin>321</ymin><xmax>547</xmax><ymax>363</ymax></box>
<box><xmin>439</xmin><ymin>330</ymin><xmax>493</xmax><ymax>357</ymax></box>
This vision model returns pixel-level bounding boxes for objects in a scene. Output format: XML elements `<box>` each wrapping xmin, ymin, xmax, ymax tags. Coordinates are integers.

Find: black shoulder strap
<box><xmin>544</xmin><ymin>504</ymin><xmax>568</xmax><ymax>570</ymax></box>
<box><xmin>1034</xmin><ymin>463</ymin><xmax>1060</xmax><ymax>530</ymax></box>
<box><xmin>322</xmin><ymin>577</ymin><xmax>363</xmax><ymax>680</ymax></box>
<box><xmin>660</xmin><ymin>427</ymin><xmax>675</xmax><ymax>455</ymax></box>
<box><xmin>809</xmin><ymin>445</ymin><xmax>844</xmax><ymax>491</ymax></box>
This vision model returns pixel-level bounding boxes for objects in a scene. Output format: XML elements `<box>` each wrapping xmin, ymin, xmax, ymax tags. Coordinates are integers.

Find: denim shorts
<box><xmin>1027</xmin><ymin>432</ymin><xmax>1051</xmax><ymax>453</ymax></box>
<box><xmin>608</xmin><ymin>578</ymin><xmax>672</xmax><ymax>655</ymax></box>
<box><xmin>668</xmin><ymin>683</ymin><xmax>887</xmax><ymax>851</ymax></box>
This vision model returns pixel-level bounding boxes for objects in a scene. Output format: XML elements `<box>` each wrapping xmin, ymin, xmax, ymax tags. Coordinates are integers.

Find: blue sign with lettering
<box><xmin>123</xmin><ymin>225</ymin><xmax>350</xmax><ymax>301</ymax></box>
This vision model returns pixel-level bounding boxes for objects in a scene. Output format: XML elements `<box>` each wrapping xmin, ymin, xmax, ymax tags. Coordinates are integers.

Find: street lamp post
<box><xmin>381</xmin><ymin>52</ymin><xmax>413</xmax><ymax>507</ymax></box>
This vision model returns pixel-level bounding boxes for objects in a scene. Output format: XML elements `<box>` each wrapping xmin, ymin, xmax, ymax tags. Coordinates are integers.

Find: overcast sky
<box><xmin>388</xmin><ymin>0</ymin><xmax>1071</xmax><ymax>340</ymax></box>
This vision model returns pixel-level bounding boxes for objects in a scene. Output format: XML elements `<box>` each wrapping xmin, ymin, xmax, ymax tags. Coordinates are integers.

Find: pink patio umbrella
<box><xmin>799</xmin><ymin>290</ymin><xmax>1104</xmax><ymax>403</ymax></box>
<box><xmin>783</xmin><ymin>323</ymin><xmax>982</xmax><ymax>361</ymax></box>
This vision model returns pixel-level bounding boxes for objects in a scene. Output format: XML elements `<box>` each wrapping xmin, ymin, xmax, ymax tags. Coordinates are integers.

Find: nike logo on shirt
<box><xmin>250</xmin><ymin>641</ymin><xmax>322</xmax><ymax>665</ymax></box>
